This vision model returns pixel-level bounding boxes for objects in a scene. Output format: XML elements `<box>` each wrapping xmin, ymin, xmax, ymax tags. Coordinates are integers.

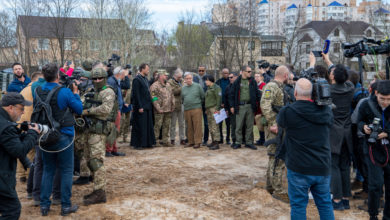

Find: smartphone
<box><xmin>312</xmin><ymin>51</ymin><xmax>322</xmax><ymax>57</ymax></box>
<box><xmin>66</xmin><ymin>61</ymin><xmax>72</xmax><ymax>66</ymax></box>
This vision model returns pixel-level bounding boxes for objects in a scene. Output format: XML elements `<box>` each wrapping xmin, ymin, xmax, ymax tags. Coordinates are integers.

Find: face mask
<box><xmin>93</xmin><ymin>79</ymin><xmax>107</xmax><ymax>90</ymax></box>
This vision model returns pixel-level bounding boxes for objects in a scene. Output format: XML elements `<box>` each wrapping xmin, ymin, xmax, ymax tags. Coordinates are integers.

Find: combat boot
<box><xmin>272</xmin><ymin>193</ymin><xmax>289</xmax><ymax>203</ymax></box>
<box><xmin>73</xmin><ymin>176</ymin><xmax>91</xmax><ymax>185</ymax></box>
<box><xmin>83</xmin><ymin>189</ymin><xmax>107</xmax><ymax>205</ymax></box>
<box><xmin>209</xmin><ymin>142</ymin><xmax>220</xmax><ymax>150</ymax></box>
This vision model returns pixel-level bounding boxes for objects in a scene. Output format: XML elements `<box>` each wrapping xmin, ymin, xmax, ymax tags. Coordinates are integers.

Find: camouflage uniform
<box><xmin>74</xmin><ymin>132</ymin><xmax>90</xmax><ymax>177</ymax></box>
<box><xmin>150</xmin><ymin>78</ymin><xmax>175</xmax><ymax>145</ymax></box>
<box><xmin>167</xmin><ymin>78</ymin><xmax>186</xmax><ymax>142</ymax></box>
<box><xmin>82</xmin><ymin>69</ymin><xmax>116</xmax><ymax>194</ymax></box>
<box><xmin>260</xmin><ymin>80</ymin><xmax>286</xmax><ymax>196</ymax></box>
<box><xmin>205</xmin><ymin>83</ymin><xmax>222</xmax><ymax>143</ymax></box>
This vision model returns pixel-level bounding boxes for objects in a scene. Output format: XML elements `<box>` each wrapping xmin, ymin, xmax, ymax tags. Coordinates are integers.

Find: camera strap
<box><xmin>368</xmin><ymin>99</ymin><xmax>382</xmax><ymax>119</ymax></box>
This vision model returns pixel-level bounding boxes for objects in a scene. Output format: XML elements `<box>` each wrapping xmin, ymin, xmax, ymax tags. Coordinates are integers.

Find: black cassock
<box><xmin>130</xmin><ymin>74</ymin><xmax>156</xmax><ymax>148</ymax></box>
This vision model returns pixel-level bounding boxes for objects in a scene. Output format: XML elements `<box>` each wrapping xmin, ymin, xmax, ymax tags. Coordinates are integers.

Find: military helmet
<box><xmin>80</xmin><ymin>71</ymin><xmax>91</xmax><ymax>79</ymax></box>
<box><xmin>82</xmin><ymin>59</ymin><xmax>93</xmax><ymax>71</ymax></box>
<box><xmin>91</xmin><ymin>68</ymin><xmax>107</xmax><ymax>78</ymax></box>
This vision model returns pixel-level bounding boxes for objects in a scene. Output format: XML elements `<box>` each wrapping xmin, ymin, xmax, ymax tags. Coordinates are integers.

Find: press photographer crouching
<box><xmin>33</xmin><ymin>63</ymin><xmax>83</xmax><ymax>216</ymax></box>
<box><xmin>357</xmin><ymin>80</ymin><xmax>390</xmax><ymax>220</ymax></box>
<box><xmin>277</xmin><ymin>78</ymin><xmax>334</xmax><ymax>219</ymax></box>
<box><xmin>0</xmin><ymin>92</ymin><xmax>40</xmax><ymax>219</ymax></box>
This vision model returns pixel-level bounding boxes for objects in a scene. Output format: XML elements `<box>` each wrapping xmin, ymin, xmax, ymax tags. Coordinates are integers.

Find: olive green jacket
<box><xmin>205</xmin><ymin>83</ymin><xmax>222</xmax><ymax>110</ymax></box>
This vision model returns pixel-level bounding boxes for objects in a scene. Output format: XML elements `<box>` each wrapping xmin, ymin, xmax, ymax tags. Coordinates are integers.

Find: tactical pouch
<box><xmin>89</xmin><ymin>119</ymin><xmax>108</xmax><ymax>135</ymax></box>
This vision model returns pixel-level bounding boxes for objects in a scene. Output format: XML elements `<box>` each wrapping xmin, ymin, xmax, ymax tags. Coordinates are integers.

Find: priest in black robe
<box><xmin>130</xmin><ymin>63</ymin><xmax>156</xmax><ymax>149</ymax></box>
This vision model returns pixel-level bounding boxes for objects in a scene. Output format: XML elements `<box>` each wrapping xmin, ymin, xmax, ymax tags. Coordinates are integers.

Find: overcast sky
<box><xmin>146</xmin><ymin>0</ymin><xmax>210</xmax><ymax>32</ymax></box>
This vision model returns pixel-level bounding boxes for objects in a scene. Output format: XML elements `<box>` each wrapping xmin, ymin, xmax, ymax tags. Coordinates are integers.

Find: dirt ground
<box><xmin>17</xmin><ymin>140</ymin><xmax>372</xmax><ymax>220</ymax></box>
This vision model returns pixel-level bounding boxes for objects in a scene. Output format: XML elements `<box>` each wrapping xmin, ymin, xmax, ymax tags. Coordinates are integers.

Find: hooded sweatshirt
<box><xmin>277</xmin><ymin>100</ymin><xmax>334</xmax><ymax>176</ymax></box>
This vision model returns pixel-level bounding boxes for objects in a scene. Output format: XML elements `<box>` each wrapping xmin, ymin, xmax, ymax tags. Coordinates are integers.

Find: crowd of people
<box><xmin>0</xmin><ymin>49</ymin><xmax>389</xmax><ymax>220</ymax></box>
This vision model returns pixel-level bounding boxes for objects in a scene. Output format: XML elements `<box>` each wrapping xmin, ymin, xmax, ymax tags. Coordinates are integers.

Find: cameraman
<box><xmin>259</xmin><ymin>61</ymin><xmax>273</xmax><ymax>83</ymax></box>
<box><xmin>0</xmin><ymin>92</ymin><xmax>40</xmax><ymax>219</ymax></box>
<box><xmin>277</xmin><ymin>78</ymin><xmax>334</xmax><ymax>219</ymax></box>
<box><xmin>358</xmin><ymin>80</ymin><xmax>390</xmax><ymax>220</ymax></box>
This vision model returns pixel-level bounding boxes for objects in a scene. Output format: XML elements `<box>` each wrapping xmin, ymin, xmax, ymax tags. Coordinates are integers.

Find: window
<box><xmin>90</xmin><ymin>40</ymin><xmax>100</xmax><ymax>51</ymax></box>
<box><xmin>334</xmin><ymin>28</ymin><xmax>340</xmax><ymax>37</ymax></box>
<box><xmin>64</xmin><ymin>39</ymin><xmax>72</xmax><ymax>50</ymax></box>
<box><xmin>248</xmin><ymin>41</ymin><xmax>255</xmax><ymax>50</ymax></box>
<box><xmin>306</xmin><ymin>44</ymin><xmax>311</xmax><ymax>54</ymax></box>
<box><xmin>333</xmin><ymin>43</ymin><xmax>340</xmax><ymax>53</ymax></box>
<box><xmin>261</xmin><ymin>41</ymin><xmax>282</xmax><ymax>56</ymax></box>
<box><xmin>38</xmin><ymin>38</ymin><xmax>49</xmax><ymax>50</ymax></box>
<box><xmin>220</xmin><ymin>39</ymin><xmax>227</xmax><ymax>50</ymax></box>
<box><xmin>366</xmin><ymin>29</ymin><xmax>372</xmax><ymax>38</ymax></box>
<box><xmin>111</xmin><ymin>40</ymin><xmax>120</xmax><ymax>51</ymax></box>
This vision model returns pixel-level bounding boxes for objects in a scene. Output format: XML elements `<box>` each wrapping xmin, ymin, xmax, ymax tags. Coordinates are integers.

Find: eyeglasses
<box><xmin>229</xmin><ymin>76</ymin><xmax>234</xmax><ymax>79</ymax></box>
<box><xmin>14</xmin><ymin>105</ymin><xmax>24</xmax><ymax>112</ymax></box>
<box><xmin>198</xmin><ymin>70</ymin><xmax>205</xmax><ymax>72</ymax></box>
<box><xmin>92</xmin><ymin>77</ymin><xmax>104</xmax><ymax>81</ymax></box>
<box><xmin>246</xmin><ymin>71</ymin><xmax>252</xmax><ymax>73</ymax></box>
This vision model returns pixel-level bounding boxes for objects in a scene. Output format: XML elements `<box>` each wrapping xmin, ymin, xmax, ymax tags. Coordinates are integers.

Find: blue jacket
<box><xmin>108</xmin><ymin>76</ymin><xmax>123</xmax><ymax>110</ymax></box>
<box><xmin>40</xmin><ymin>82</ymin><xmax>83</xmax><ymax>136</ymax></box>
<box><xmin>7</xmin><ymin>75</ymin><xmax>31</xmax><ymax>93</ymax></box>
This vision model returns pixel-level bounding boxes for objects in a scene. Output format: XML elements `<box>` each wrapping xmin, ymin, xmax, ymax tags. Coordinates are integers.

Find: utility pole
<box><xmin>249</xmin><ymin>0</ymin><xmax>253</xmax><ymax>69</ymax></box>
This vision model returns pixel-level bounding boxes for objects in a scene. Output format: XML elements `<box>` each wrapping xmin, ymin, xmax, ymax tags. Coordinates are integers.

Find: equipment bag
<box><xmin>31</xmin><ymin>86</ymin><xmax>63</xmax><ymax>150</ymax></box>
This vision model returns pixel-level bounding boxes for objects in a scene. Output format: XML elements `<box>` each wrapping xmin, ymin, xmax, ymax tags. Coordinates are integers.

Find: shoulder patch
<box><xmin>264</xmin><ymin>90</ymin><xmax>271</xmax><ymax>99</ymax></box>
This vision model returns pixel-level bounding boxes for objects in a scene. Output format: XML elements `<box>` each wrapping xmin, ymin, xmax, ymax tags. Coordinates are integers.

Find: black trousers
<box><xmin>0</xmin><ymin>194</ymin><xmax>21</xmax><ymax>220</ymax></box>
<box><xmin>331</xmin><ymin>141</ymin><xmax>352</xmax><ymax>200</ymax></box>
<box><xmin>218</xmin><ymin>117</ymin><xmax>231</xmax><ymax>142</ymax></box>
<box><xmin>367</xmin><ymin>151</ymin><xmax>390</xmax><ymax>218</ymax></box>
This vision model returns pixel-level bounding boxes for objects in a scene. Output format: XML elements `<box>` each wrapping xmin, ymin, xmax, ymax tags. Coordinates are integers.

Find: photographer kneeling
<box><xmin>358</xmin><ymin>80</ymin><xmax>390</xmax><ymax>220</ymax></box>
<box><xmin>0</xmin><ymin>93</ymin><xmax>40</xmax><ymax>219</ymax></box>
<box><xmin>277</xmin><ymin>78</ymin><xmax>335</xmax><ymax>219</ymax></box>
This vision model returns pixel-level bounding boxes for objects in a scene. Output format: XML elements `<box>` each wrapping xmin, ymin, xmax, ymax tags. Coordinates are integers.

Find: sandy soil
<box><xmin>16</xmin><ymin>141</ymin><xmax>372</xmax><ymax>220</ymax></box>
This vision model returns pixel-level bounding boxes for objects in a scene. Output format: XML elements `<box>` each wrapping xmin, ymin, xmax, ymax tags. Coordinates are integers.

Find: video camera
<box><xmin>107</xmin><ymin>54</ymin><xmax>121</xmax><ymax>77</ymax></box>
<box><xmin>342</xmin><ymin>38</ymin><xmax>390</xmax><ymax>58</ymax></box>
<box><xmin>299</xmin><ymin>68</ymin><xmax>332</xmax><ymax>106</ymax></box>
<box><xmin>59</xmin><ymin>67</ymin><xmax>85</xmax><ymax>91</ymax></box>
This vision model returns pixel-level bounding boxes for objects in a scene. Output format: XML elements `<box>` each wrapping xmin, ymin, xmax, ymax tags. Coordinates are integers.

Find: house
<box><xmin>205</xmin><ymin>24</ymin><xmax>285</xmax><ymax>72</ymax></box>
<box><xmin>296</xmin><ymin>20</ymin><xmax>384</xmax><ymax>82</ymax></box>
<box><xmin>16</xmin><ymin>15</ymin><xmax>156</xmax><ymax>71</ymax></box>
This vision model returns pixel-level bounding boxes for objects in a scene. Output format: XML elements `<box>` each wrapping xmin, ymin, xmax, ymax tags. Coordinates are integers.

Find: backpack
<box><xmin>352</xmin><ymin>87</ymin><xmax>369</xmax><ymax>110</ymax></box>
<box><xmin>31</xmin><ymin>86</ymin><xmax>64</xmax><ymax>151</ymax></box>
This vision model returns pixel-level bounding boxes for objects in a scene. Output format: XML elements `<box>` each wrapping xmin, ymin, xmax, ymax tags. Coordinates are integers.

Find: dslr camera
<box><xmin>20</xmin><ymin>121</ymin><xmax>49</xmax><ymax>135</ymax></box>
<box><xmin>368</xmin><ymin>117</ymin><xmax>382</xmax><ymax>144</ymax></box>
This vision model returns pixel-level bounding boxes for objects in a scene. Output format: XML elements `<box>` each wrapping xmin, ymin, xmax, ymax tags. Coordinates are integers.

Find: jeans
<box><xmin>33</xmin><ymin>145</ymin><xmax>61</xmax><ymax>202</ymax></box>
<box><xmin>287</xmin><ymin>169</ymin><xmax>335</xmax><ymax>220</ymax></box>
<box><xmin>40</xmin><ymin>134</ymin><xmax>74</xmax><ymax>208</ymax></box>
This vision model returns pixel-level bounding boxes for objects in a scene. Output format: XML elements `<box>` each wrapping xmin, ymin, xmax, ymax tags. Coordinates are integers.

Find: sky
<box><xmin>146</xmin><ymin>0</ymin><xmax>210</xmax><ymax>32</ymax></box>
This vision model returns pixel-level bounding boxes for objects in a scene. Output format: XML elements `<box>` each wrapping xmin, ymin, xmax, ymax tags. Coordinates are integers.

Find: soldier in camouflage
<box><xmin>150</xmin><ymin>69</ymin><xmax>175</xmax><ymax>147</ymax></box>
<box><xmin>81</xmin><ymin>67</ymin><xmax>116</xmax><ymax>205</ymax></box>
<box><xmin>204</xmin><ymin>75</ymin><xmax>222</xmax><ymax>150</ymax></box>
<box><xmin>260</xmin><ymin>65</ymin><xmax>289</xmax><ymax>203</ymax></box>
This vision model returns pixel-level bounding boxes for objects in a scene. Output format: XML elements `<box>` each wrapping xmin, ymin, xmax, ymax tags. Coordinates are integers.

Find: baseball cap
<box><xmin>0</xmin><ymin>92</ymin><xmax>32</xmax><ymax>106</ymax></box>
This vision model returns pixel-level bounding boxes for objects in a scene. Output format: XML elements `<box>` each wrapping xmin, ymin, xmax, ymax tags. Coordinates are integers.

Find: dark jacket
<box><xmin>216</xmin><ymin>78</ymin><xmax>229</xmax><ymax>104</ymax></box>
<box><xmin>120</xmin><ymin>76</ymin><xmax>131</xmax><ymax>90</ymax></box>
<box><xmin>7</xmin><ymin>75</ymin><xmax>31</xmax><ymax>93</ymax></box>
<box><xmin>329</xmin><ymin>81</ymin><xmax>355</xmax><ymax>154</ymax></box>
<box><xmin>277</xmin><ymin>100</ymin><xmax>334</xmax><ymax>176</ymax></box>
<box><xmin>284</xmin><ymin>84</ymin><xmax>296</xmax><ymax>103</ymax></box>
<box><xmin>131</xmin><ymin>74</ymin><xmax>153</xmax><ymax>111</ymax></box>
<box><xmin>224</xmin><ymin>83</ymin><xmax>233</xmax><ymax>113</ymax></box>
<box><xmin>263</xmin><ymin>71</ymin><xmax>273</xmax><ymax>84</ymax></box>
<box><xmin>229</xmin><ymin>75</ymin><xmax>260</xmax><ymax>113</ymax></box>
<box><xmin>0</xmin><ymin>108</ymin><xmax>38</xmax><ymax>198</ymax></box>
<box><xmin>357</xmin><ymin>95</ymin><xmax>390</xmax><ymax>141</ymax></box>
